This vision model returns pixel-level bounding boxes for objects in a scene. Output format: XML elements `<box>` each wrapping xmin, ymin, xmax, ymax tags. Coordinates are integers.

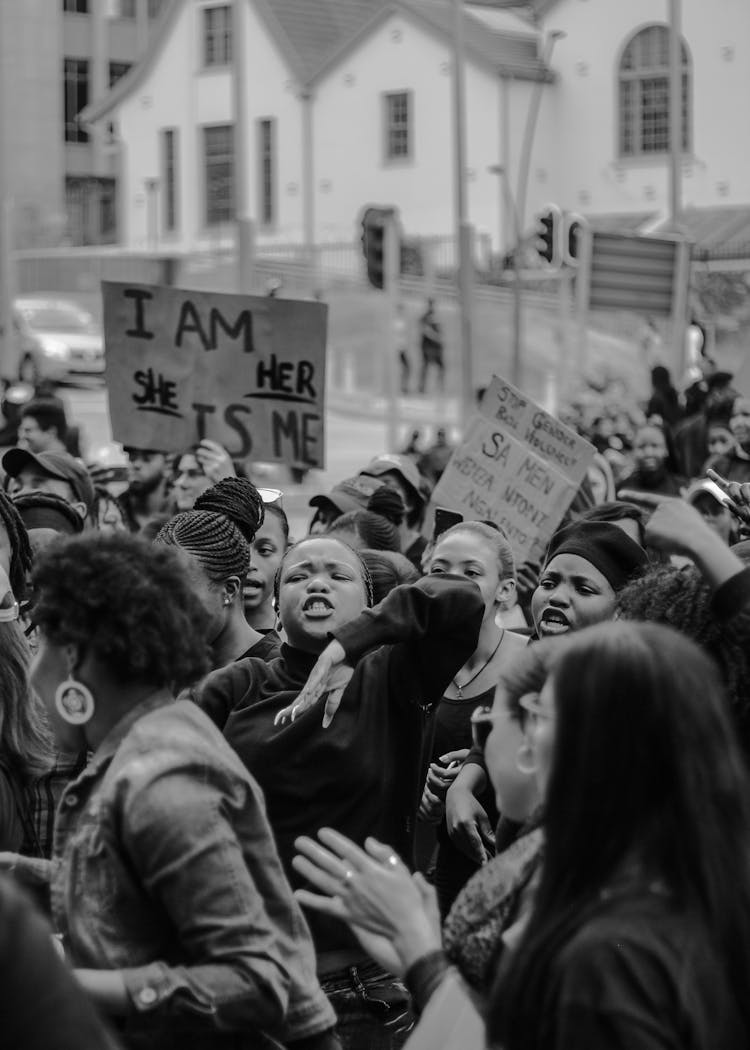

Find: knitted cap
<box><xmin>544</xmin><ymin>521</ymin><xmax>648</xmax><ymax>592</ymax></box>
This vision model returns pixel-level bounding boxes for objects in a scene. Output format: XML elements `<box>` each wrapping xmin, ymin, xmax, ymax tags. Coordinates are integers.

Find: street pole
<box><xmin>233</xmin><ymin>0</ymin><xmax>254</xmax><ymax>292</ymax></box>
<box><xmin>668</xmin><ymin>0</ymin><xmax>682</xmax><ymax>228</ymax></box>
<box><xmin>511</xmin><ymin>30</ymin><xmax>564</xmax><ymax>388</ymax></box>
<box><xmin>384</xmin><ymin>214</ymin><xmax>401</xmax><ymax>454</ymax></box>
<box><xmin>451</xmin><ymin>0</ymin><xmax>475</xmax><ymax>430</ymax></box>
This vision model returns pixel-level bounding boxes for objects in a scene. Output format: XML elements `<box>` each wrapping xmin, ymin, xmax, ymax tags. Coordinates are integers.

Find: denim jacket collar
<box><xmin>87</xmin><ymin>689</ymin><xmax>175</xmax><ymax>772</ymax></box>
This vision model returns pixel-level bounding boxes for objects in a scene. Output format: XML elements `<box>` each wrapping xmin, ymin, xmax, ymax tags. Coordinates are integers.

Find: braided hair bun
<box><xmin>367</xmin><ymin>487</ymin><xmax>405</xmax><ymax>527</ymax></box>
<box><xmin>194</xmin><ymin>477</ymin><xmax>265</xmax><ymax>543</ymax></box>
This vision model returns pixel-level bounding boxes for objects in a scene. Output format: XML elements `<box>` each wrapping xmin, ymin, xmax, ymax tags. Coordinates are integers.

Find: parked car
<box><xmin>12</xmin><ymin>294</ymin><xmax>104</xmax><ymax>383</ymax></box>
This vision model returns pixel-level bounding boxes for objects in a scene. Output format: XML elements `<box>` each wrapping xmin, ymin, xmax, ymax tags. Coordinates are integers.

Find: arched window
<box><xmin>619</xmin><ymin>25</ymin><xmax>690</xmax><ymax>158</ymax></box>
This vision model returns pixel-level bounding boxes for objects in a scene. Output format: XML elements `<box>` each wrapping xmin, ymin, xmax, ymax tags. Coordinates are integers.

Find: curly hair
<box><xmin>0</xmin><ymin>489</ymin><xmax>32</xmax><ymax>600</ymax></box>
<box><xmin>617</xmin><ymin>564</ymin><xmax>750</xmax><ymax>754</ymax></box>
<box><xmin>156</xmin><ymin>477</ymin><xmax>265</xmax><ymax>583</ymax></box>
<box><xmin>31</xmin><ymin>534</ymin><xmax>211</xmax><ymax>690</ymax></box>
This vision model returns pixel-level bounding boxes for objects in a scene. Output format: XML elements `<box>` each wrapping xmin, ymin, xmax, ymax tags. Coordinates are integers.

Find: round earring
<box><xmin>516</xmin><ymin>740</ymin><xmax>537</xmax><ymax>775</ymax></box>
<box><xmin>223</xmin><ymin>598</ymin><xmax>231</xmax><ymax>606</ymax></box>
<box><xmin>54</xmin><ymin>677</ymin><xmax>95</xmax><ymax>726</ymax></box>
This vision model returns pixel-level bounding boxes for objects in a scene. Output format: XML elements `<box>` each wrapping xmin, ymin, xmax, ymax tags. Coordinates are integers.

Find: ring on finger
<box><xmin>341</xmin><ymin>868</ymin><xmax>355</xmax><ymax>887</ymax></box>
<box><xmin>385</xmin><ymin>854</ymin><xmax>399</xmax><ymax>868</ymax></box>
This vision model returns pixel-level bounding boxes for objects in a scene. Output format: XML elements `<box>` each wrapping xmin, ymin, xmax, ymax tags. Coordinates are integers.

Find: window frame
<box><xmin>63</xmin><ymin>57</ymin><xmax>90</xmax><ymax>144</ymax></box>
<box><xmin>63</xmin><ymin>0</ymin><xmax>89</xmax><ymax>14</ymax></box>
<box><xmin>162</xmin><ymin>128</ymin><xmax>178</xmax><ymax>234</ymax></box>
<box><xmin>382</xmin><ymin>90</ymin><xmax>413</xmax><ymax>164</ymax></box>
<box><xmin>108</xmin><ymin>61</ymin><xmax>132</xmax><ymax>89</ymax></box>
<box><xmin>202</xmin><ymin>4</ymin><xmax>232</xmax><ymax>68</ymax></box>
<box><xmin>257</xmin><ymin>118</ymin><xmax>276</xmax><ymax>229</ymax></box>
<box><xmin>202</xmin><ymin>123</ymin><xmax>234</xmax><ymax>228</ymax></box>
<box><xmin>617</xmin><ymin>24</ymin><xmax>691</xmax><ymax>160</ymax></box>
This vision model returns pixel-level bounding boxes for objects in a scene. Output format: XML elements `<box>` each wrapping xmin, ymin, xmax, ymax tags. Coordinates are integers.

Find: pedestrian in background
<box><xmin>418</xmin><ymin>298</ymin><xmax>445</xmax><ymax>395</ymax></box>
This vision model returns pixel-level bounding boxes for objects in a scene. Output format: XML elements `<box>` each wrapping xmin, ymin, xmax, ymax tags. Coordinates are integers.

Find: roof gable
<box><xmin>82</xmin><ymin>0</ymin><xmax>548</xmax><ymax>124</ymax></box>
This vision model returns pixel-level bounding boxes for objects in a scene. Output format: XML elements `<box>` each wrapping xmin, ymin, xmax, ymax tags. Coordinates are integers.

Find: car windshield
<box><xmin>19</xmin><ymin>302</ymin><xmax>95</xmax><ymax>333</ymax></box>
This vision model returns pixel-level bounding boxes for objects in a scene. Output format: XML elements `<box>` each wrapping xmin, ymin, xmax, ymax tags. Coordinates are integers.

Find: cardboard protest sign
<box><xmin>103</xmin><ymin>282</ymin><xmax>327</xmax><ymax>468</ymax></box>
<box><xmin>428</xmin><ymin>375</ymin><xmax>595</xmax><ymax>563</ymax></box>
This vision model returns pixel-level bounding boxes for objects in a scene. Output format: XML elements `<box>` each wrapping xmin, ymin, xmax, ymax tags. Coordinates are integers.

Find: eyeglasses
<box><xmin>470</xmin><ymin>704</ymin><xmax>504</xmax><ymax>751</ymax></box>
<box><xmin>258</xmin><ymin>487</ymin><xmax>284</xmax><ymax>508</ymax></box>
<box><xmin>519</xmin><ymin>692</ymin><xmax>553</xmax><ymax>727</ymax></box>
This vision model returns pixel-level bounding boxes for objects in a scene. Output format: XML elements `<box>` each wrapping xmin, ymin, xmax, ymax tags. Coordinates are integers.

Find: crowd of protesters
<box><xmin>0</xmin><ymin>347</ymin><xmax>750</xmax><ymax>1050</ymax></box>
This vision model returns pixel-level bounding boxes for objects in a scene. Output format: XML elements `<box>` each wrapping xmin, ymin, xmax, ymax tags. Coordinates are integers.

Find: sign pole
<box><xmin>573</xmin><ymin>223</ymin><xmax>593</xmax><ymax>395</ymax></box>
<box><xmin>384</xmin><ymin>215</ymin><xmax>401</xmax><ymax>454</ymax></box>
<box><xmin>0</xmin><ymin>197</ymin><xmax>17</xmax><ymax>383</ymax></box>
<box><xmin>670</xmin><ymin>237</ymin><xmax>690</xmax><ymax>381</ymax></box>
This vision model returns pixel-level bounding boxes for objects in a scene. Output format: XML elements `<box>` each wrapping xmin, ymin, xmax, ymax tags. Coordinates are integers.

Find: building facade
<box><xmin>84</xmin><ymin>0</ymin><xmax>750</xmax><ymax>255</ymax></box>
<box><xmin>0</xmin><ymin>0</ymin><xmax>167</xmax><ymax>248</ymax></box>
<box><xmin>84</xmin><ymin>0</ymin><xmax>549</xmax><ymax>253</ymax></box>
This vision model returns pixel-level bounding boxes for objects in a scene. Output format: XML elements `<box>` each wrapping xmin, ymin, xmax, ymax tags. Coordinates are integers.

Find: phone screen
<box><xmin>433</xmin><ymin>507</ymin><xmax>464</xmax><ymax>541</ymax></box>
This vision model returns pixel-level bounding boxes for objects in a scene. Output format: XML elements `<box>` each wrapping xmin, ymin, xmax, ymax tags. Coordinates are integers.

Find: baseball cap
<box><xmin>684</xmin><ymin>478</ymin><xmax>728</xmax><ymax>508</ymax></box>
<box><xmin>360</xmin><ymin>454</ymin><xmax>425</xmax><ymax>505</ymax></box>
<box><xmin>2</xmin><ymin>448</ymin><xmax>95</xmax><ymax>515</ymax></box>
<box><xmin>309</xmin><ymin>475</ymin><xmax>385</xmax><ymax>516</ymax></box>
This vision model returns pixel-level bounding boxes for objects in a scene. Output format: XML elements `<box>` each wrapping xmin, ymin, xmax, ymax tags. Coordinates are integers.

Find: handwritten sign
<box><xmin>428</xmin><ymin>375</ymin><xmax>595</xmax><ymax>563</ymax></box>
<box><xmin>103</xmin><ymin>282</ymin><xmax>327</xmax><ymax>468</ymax></box>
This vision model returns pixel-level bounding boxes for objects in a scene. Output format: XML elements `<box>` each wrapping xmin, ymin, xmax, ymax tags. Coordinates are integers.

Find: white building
<box><xmin>488</xmin><ymin>0</ymin><xmax>750</xmax><ymax>232</ymax></box>
<box><xmin>84</xmin><ymin>0</ymin><xmax>750</xmax><ymax>255</ymax></box>
<box><xmin>83</xmin><ymin>0</ymin><xmax>550</xmax><ymax>252</ymax></box>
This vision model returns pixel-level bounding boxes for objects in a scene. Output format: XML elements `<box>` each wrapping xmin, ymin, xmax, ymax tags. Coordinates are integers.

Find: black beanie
<box><xmin>544</xmin><ymin>521</ymin><xmax>648</xmax><ymax>592</ymax></box>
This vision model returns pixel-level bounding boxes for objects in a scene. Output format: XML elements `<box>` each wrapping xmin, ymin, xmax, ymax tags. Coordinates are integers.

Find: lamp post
<box><xmin>451</xmin><ymin>0</ymin><xmax>475</xmax><ymax>430</ymax></box>
<box><xmin>508</xmin><ymin>29</ymin><xmax>565</xmax><ymax>388</ymax></box>
<box><xmin>668</xmin><ymin>0</ymin><xmax>682</xmax><ymax>228</ymax></box>
<box><xmin>488</xmin><ymin>165</ymin><xmax>523</xmax><ymax>386</ymax></box>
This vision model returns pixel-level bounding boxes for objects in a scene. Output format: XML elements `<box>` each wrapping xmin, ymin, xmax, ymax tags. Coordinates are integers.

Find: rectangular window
<box><xmin>203</xmin><ymin>5</ymin><xmax>232</xmax><ymax>67</ymax></box>
<box><xmin>384</xmin><ymin>91</ymin><xmax>411</xmax><ymax>161</ymax></box>
<box><xmin>148</xmin><ymin>0</ymin><xmax>165</xmax><ymax>17</ymax></box>
<box><xmin>109</xmin><ymin>62</ymin><xmax>131</xmax><ymax>88</ymax></box>
<box><xmin>119</xmin><ymin>0</ymin><xmax>136</xmax><ymax>17</ymax></box>
<box><xmin>258</xmin><ymin>119</ymin><xmax>276</xmax><ymax>227</ymax></box>
<box><xmin>204</xmin><ymin>124</ymin><xmax>233</xmax><ymax>226</ymax></box>
<box><xmin>63</xmin><ymin>58</ymin><xmax>89</xmax><ymax>143</ymax></box>
<box><xmin>162</xmin><ymin>128</ymin><xmax>178</xmax><ymax>232</ymax></box>
<box><xmin>63</xmin><ymin>0</ymin><xmax>89</xmax><ymax>13</ymax></box>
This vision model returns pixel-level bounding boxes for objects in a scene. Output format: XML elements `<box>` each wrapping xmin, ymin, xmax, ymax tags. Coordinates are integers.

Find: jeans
<box><xmin>320</xmin><ymin>961</ymin><xmax>414</xmax><ymax>1050</ymax></box>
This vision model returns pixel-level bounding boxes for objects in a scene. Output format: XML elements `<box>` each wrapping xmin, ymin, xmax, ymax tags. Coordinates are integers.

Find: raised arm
<box><xmin>335</xmin><ymin>575</ymin><xmax>484</xmax><ymax>707</ymax></box>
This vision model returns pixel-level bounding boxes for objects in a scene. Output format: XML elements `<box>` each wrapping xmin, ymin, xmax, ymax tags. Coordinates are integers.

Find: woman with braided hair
<box><xmin>156</xmin><ymin>477</ymin><xmax>279</xmax><ymax>670</ymax></box>
<box><xmin>190</xmin><ymin>533</ymin><xmax>484</xmax><ymax>1050</ymax></box>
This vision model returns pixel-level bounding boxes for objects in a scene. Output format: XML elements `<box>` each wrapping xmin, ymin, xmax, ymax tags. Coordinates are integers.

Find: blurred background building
<box><xmin>0</xmin><ymin>0</ymin><xmax>167</xmax><ymax>248</ymax></box>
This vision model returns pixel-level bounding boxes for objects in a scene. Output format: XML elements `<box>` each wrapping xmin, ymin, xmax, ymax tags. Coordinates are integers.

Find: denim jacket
<box><xmin>51</xmin><ymin>692</ymin><xmax>334</xmax><ymax>1050</ymax></box>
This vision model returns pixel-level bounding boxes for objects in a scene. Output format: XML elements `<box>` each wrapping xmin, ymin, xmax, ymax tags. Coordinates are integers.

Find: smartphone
<box><xmin>433</xmin><ymin>507</ymin><xmax>464</xmax><ymax>542</ymax></box>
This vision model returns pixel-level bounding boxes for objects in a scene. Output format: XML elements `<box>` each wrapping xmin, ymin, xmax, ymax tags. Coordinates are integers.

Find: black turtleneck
<box><xmin>191</xmin><ymin>575</ymin><xmax>484</xmax><ymax>955</ymax></box>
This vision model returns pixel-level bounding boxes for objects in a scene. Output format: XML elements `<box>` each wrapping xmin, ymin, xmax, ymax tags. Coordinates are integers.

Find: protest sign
<box><xmin>428</xmin><ymin>375</ymin><xmax>595</xmax><ymax>563</ymax></box>
<box><xmin>103</xmin><ymin>282</ymin><xmax>328</xmax><ymax>468</ymax></box>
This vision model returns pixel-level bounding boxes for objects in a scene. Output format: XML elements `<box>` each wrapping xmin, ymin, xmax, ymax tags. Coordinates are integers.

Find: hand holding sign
<box><xmin>195</xmin><ymin>439</ymin><xmax>236</xmax><ymax>484</ymax></box>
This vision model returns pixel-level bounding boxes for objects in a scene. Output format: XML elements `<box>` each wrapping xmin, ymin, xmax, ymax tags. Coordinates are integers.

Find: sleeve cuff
<box><xmin>404</xmin><ymin>950</ymin><xmax>451</xmax><ymax>1015</ymax></box>
<box><xmin>711</xmin><ymin>567</ymin><xmax>750</xmax><ymax>620</ymax></box>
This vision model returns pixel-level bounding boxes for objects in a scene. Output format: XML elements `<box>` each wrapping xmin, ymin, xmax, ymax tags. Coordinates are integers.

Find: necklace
<box><xmin>452</xmin><ymin>631</ymin><xmax>504</xmax><ymax>699</ymax></box>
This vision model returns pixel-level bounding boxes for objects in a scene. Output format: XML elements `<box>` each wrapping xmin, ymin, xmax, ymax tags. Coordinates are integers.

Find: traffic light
<box><xmin>535</xmin><ymin>204</ymin><xmax>562</xmax><ymax>266</ymax></box>
<box><xmin>360</xmin><ymin>206</ymin><xmax>395</xmax><ymax>289</ymax></box>
<box><xmin>563</xmin><ymin>213</ymin><xmax>586</xmax><ymax>267</ymax></box>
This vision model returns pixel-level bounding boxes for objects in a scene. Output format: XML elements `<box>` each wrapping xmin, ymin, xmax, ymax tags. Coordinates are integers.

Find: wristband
<box><xmin>404</xmin><ymin>949</ymin><xmax>450</xmax><ymax>1014</ymax></box>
